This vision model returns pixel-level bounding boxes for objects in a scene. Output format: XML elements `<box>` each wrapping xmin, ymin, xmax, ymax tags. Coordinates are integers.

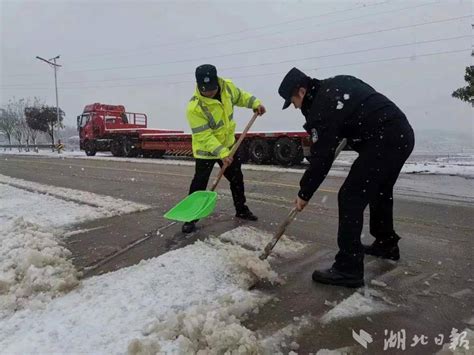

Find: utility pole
<box><xmin>36</xmin><ymin>55</ymin><xmax>61</xmax><ymax>147</ymax></box>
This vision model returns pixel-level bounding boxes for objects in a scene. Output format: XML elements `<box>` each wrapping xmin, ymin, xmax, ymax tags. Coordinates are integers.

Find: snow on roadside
<box><xmin>402</xmin><ymin>162</ymin><xmax>474</xmax><ymax>178</ymax></box>
<box><xmin>0</xmin><ymin>219</ymin><xmax>79</xmax><ymax>318</ymax></box>
<box><xmin>0</xmin><ymin>176</ymin><xmax>150</xmax><ymax>317</ymax></box>
<box><xmin>0</xmin><ymin>174</ymin><xmax>149</xmax><ymax>215</ymax></box>
<box><xmin>0</xmin><ymin>238</ymin><xmax>285</xmax><ymax>354</ymax></box>
<box><xmin>3</xmin><ymin>148</ymin><xmax>473</xmax><ymax>178</ymax></box>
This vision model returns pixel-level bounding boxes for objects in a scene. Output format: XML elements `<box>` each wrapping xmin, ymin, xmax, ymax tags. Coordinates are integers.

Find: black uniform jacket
<box><xmin>299</xmin><ymin>75</ymin><xmax>406</xmax><ymax>201</ymax></box>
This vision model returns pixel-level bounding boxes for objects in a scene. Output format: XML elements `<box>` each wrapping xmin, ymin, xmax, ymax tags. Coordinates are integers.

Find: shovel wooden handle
<box><xmin>210</xmin><ymin>112</ymin><xmax>259</xmax><ymax>191</ymax></box>
<box><xmin>259</xmin><ymin>138</ymin><xmax>348</xmax><ymax>260</ymax></box>
<box><xmin>259</xmin><ymin>207</ymin><xmax>299</xmax><ymax>260</ymax></box>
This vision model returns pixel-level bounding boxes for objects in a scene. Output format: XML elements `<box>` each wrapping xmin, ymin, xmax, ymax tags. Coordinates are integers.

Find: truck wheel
<box><xmin>249</xmin><ymin>138</ymin><xmax>270</xmax><ymax>164</ymax></box>
<box><xmin>84</xmin><ymin>140</ymin><xmax>96</xmax><ymax>156</ymax></box>
<box><xmin>110</xmin><ymin>139</ymin><xmax>123</xmax><ymax>157</ymax></box>
<box><xmin>293</xmin><ymin>146</ymin><xmax>304</xmax><ymax>164</ymax></box>
<box><xmin>273</xmin><ymin>137</ymin><xmax>299</xmax><ymax>166</ymax></box>
<box><xmin>236</xmin><ymin>141</ymin><xmax>249</xmax><ymax>164</ymax></box>
<box><xmin>123</xmin><ymin>138</ymin><xmax>138</xmax><ymax>157</ymax></box>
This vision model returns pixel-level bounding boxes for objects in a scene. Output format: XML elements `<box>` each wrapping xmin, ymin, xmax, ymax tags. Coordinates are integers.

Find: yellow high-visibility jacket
<box><xmin>186</xmin><ymin>77</ymin><xmax>261</xmax><ymax>159</ymax></box>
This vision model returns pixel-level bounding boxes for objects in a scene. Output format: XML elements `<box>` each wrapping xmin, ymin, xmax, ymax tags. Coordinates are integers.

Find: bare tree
<box><xmin>0</xmin><ymin>105</ymin><xmax>17</xmax><ymax>149</ymax></box>
<box><xmin>27</xmin><ymin>122</ymin><xmax>40</xmax><ymax>152</ymax></box>
<box><xmin>12</xmin><ymin>119</ymin><xmax>26</xmax><ymax>151</ymax></box>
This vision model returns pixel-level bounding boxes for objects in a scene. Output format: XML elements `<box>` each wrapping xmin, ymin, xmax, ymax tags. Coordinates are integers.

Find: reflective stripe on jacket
<box><xmin>186</xmin><ymin>77</ymin><xmax>261</xmax><ymax>159</ymax></box>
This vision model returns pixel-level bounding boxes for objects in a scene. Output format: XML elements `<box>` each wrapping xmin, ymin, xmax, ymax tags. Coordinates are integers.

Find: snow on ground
<box><xmin>0</xmin><ymin>218</ymin><xmax>80</xmax><ymax>318</ymax></box>
<box><xmin>3</xmin><ymin>148</ymin><xmax>474</xmax><ymax>178</ymax></box>
<box><xmin>0</xmin><ymin>174</ymin><xmax>149</xmax><ymax>215</ymax></box>
<box><xmin>0</xmin><ymin>172</ymin><xmax>399</xmax><ymax>353</ymax></box>
<box><xmin>0</xmin><ymin>238</ymin><xmax>286</xmax><ymax>354</ymax></box>
<box><xmin>217</xmin><ymin>226</ymin><xmax>306</xmax><ymax>258</ymax></box>
<box><xmin>401</xmin><ymin>161</ymin><xmax>474</xmax><ymax>177</ymax></box>
<box><xmin>0</xmin><ymin>175</ymin><xmax>150</xmax><ymax>317</ymax></box>
<box><xmin>333</xmin><ymin>151</ymin><xmax>474</xmax><ymax>178</ymax></box>
<box><xmin>0</xmin><ymin>176</ymin><xmax>314</xmax><ymax>353</ymax></box>
<box><xmin>321</xmin><ymin>290</ymin><xmax>392</xmax><ymax>324</ymax></box>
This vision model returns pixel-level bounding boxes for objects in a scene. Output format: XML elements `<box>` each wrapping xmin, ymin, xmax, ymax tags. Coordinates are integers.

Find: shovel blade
<box><xmin>164</xmin><ymin>191</ymin><xmax>218</xmax><ymax>222</ymax></box>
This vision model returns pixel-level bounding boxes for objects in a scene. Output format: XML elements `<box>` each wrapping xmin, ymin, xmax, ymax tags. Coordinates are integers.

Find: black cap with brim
<box><xmin>196</xmin><ymin>64</ymin><xmax>219</xmax><ymax>93</ymax></box>
<box><xmin>282</xmin><ymin>98</ymin><xmax>292</xmax><ymax>110</ymax></box>
<box><xmin>278</xmin><ymin>67</ymin><xmax>309</xmax><ymax>110</ymax></box>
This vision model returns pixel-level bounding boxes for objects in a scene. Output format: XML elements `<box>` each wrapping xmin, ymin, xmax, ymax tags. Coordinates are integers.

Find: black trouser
<box><xmin>188</xmin><ymin>151</ymin><xmax>247</xmax><ymax>213</ymax></box>
<box><xmin>334</xmin><ymin>115</ymin><xmax>415</xmax><ymax>274</ymax></box>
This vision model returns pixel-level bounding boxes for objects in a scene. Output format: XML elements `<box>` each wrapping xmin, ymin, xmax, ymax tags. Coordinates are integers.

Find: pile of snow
<box><xmin>0</xmin><ymin>237</ymin><xmax>282</xmax><ymax>353</ymax></box>
<box><xmin>129</xmin><ymin>295</ymin><xmax>266</xmax><ymax>354</ymax></box>
<box><xmin>0</xmin><ymin>218</ymin><xmax>79</xmax><ymax>318</ymax></box>
<box><xmin>0</xmin><ymin>176</ymin><xmax>150</xmax><ymax>317</ymax></box>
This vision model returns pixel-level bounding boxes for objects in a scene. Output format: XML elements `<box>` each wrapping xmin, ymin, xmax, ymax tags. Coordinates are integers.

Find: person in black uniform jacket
<box><xmin>278</xmin><ymin>68</ymin><xmax>415</xmax><ymax>288</ymax></box>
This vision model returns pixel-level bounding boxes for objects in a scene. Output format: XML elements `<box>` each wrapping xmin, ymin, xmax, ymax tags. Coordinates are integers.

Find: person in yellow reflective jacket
<box><xmin>182</xmin><ymin>64</ymin><xmax>266</xmax><ymax>233</ymax></box>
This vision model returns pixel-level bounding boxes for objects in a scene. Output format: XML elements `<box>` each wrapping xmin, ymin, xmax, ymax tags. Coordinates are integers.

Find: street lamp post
<box><xmin>35</xmin><ymin>55</ymin><xmax>61</xmax><ymax>148</ymax></box>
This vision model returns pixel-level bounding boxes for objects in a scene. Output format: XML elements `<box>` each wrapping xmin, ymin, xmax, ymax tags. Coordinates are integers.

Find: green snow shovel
<box><xmin>164</xmin><ymin>112</ymin><xmax>260</xmax><ymax>222</ymax></box>
<box><xmin>259</xmin><ymin>138</ymin><xmax>348</xmax><ymax>260</ymax></box>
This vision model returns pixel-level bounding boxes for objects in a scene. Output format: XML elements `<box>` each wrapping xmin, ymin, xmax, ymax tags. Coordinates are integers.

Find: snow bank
<box><xmin>0</xmin><ymin>177</ymin><xmax>150</xmax><ymax>317</ymax></box>
<box><xmin>0</xmin><ymin>174</ymin><xmax>149</xmax><ymax>215</ymax></box>
<box><xmin>0</xmin><ymin>236</ymin><xmax>281</xmax><ymax>353</ymax></box>
<box><xmin>0</xmin><ymin>219</ymin><xmax>79</xmax><ymax>318</ymax></box>
<box><xmin>129</xmin><ymin>295</ymin><xmax>266</xmax><ymax>354</ymax></box>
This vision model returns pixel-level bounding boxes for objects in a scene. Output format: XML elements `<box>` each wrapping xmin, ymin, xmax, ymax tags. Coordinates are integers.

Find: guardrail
<box><xmin>0</xmin><ymin>144</ymin><xmax>54</xmax><ymax>149</ymax></box>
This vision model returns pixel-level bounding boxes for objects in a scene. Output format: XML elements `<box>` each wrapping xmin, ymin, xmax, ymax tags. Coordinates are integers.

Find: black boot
<box><xmin>364</xmin><ymin>233</ymin><xmax>400</xmax><ymax>261</ymax></box>
<box><xmin>312</xmin><ymin>267</ymin><xmax>364</xmax><ymax>288</ymax></box>
<box><xmin>235</xmin><ymin>206</ymin><xmax>258</xmax><ymax>221</ymax></box>
<box><xmin>181</xmin><ymin>221</ymin><xmax>196</xmax><ymax>234</ymax></box>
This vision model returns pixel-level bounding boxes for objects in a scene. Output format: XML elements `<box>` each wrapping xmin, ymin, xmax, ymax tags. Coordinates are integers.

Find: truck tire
<box><xmin>122</xmin><ymin>138</ymin><xmax>138</xmax><ymax>157</ymax></box>
<box><xmin>237</xmin><ymin>141</ymin><xmax>249</xmax><ymax>164</ymax></box>
<box><xmin>110</xmin><ymin>139</ymin><xmax>124</xmax><ymax>157</ymax></box>
<box><xmin>273</xmin><ymin>137</ymin><xmax>303</xmax><ymax>166</ymax></box>
<box><xmin>293</xmin><ymin>146</ymin><xmax>304</xmax><ymax>164</ymax></box>
<box><xmin>84</xmin><ymin>140</ymin><xmax>96</xmax><ymax>156</ymax></box>
<box><xmin>249</xmin><ymin>138</ymin><xmax>270</xmax><ymax>164</ymax></box>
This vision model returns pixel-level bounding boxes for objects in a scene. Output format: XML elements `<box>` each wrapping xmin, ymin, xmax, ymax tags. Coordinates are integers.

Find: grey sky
<box><xmin>1</xmin><ymin>0</ymin><xmax>472</xmax><ymax>140</ymax></box>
